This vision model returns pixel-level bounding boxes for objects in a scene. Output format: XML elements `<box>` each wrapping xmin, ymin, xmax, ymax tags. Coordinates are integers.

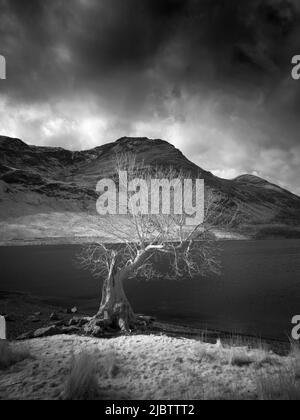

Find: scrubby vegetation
<box><xmin>64</xmin><ymin>348</ymin><xmax>124</xmax><ymax>400</ymax></box>
<box><xmin>64</xmin><ymin>351</ymin><xmax>101</xmax><ymax>400</ymax></box>
<box><xmin>257</xmin><ymin>371</ymin><xmax>300</xmax><ymax>400</ymax></box>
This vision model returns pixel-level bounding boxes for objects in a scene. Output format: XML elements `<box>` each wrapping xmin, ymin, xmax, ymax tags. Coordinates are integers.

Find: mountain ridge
<box><xmin>0</xmin><ymin>135</ymin><xmax>300</xmax><ymax>244</ymax></box>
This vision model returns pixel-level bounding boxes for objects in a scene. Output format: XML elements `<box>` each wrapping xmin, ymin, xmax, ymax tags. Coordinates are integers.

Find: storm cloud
<box><xmin>0</xmin><ymin>0</ymin><xmax>300</xmax><ymax>193</ymax></box>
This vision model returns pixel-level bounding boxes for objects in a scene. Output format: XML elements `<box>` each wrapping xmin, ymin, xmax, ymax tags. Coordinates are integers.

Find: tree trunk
<box><xmin>85</xmin><ymin>248</ymin><xmax>155</xmax><ymax>337</ymax></box>
<box><xmin>92</xmin><ymin>269</ymin><xmax>135</xmax><ymax>333</ymax></box>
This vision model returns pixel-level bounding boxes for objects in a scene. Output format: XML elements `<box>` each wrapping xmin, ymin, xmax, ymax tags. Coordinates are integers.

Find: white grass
<box><xmin>195</xmin><ymin>339</ymin><xmax>277</xmax><ymax>368</ymax></box>
<box><xmin>64</xmin><ymin>351</ymin><xmax>100</xmax><ymax>400</ymax></box>
<box><xmin>257</xmin><ymin>371</ymin><xmax>300</xmax><ymax>400</ymax></box>
<box><xmin>290</xmin><ymin>341</ymin><xmax>300</xmax><ymax>379</ymax></box>
<box><xmin>64</xmin><ymin>348</ymin><xmax>125</xmax><ymax>400</ymax></box>
<box><xmin>255</xmin><ymin>341</ymin><xmax>300</xmax><ymax>400</ymax></box>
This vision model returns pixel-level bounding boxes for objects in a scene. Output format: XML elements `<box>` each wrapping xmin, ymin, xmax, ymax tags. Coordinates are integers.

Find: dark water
<box><xmin>1</xmin><ymin>240</ymin><xmax>300</xmax><ymax>340</ymax></box>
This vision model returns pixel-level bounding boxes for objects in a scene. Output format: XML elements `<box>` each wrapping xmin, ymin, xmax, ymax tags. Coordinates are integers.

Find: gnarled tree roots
<box><xmin>84</xmin><ymin>309</ymin><xmax>155</xmax><ymax>338</ymax></box>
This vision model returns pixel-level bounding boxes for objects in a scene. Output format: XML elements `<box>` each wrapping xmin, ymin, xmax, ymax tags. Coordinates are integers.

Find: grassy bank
<box><xmin>0</xmin><ymin>334</ymin><xmax>299</xmax><ymax>400</ymax></box>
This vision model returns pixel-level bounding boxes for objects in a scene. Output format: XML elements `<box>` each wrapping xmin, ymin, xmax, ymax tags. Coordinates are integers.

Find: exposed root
<box><xmin>83</xmin><ymin>312</ymin><xmax>156</xmax><ymax>337</ymax></box>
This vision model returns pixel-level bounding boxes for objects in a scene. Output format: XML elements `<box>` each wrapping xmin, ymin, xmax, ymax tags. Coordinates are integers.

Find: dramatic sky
<box><xmin>0</xmin><ymin>0</ymin><xmax>300</xmax><ymax>194</ymax></box>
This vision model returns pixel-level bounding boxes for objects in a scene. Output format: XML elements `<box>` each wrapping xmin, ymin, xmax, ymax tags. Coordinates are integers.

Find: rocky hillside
<box><xmin>0</xmin><ymin>135</ymin><xmax>300</xmax><ymax>243</ymax></box>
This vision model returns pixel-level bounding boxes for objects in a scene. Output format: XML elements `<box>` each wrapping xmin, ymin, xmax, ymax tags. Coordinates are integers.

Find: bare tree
<box><xmin>78</xmin><ymin>154</ymin><xmax>227</xmax><ymax>335</ymax></box>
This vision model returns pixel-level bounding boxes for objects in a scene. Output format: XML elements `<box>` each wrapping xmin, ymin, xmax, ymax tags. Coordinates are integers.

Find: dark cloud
<box><xmin>0</xmin><ymin>0</ymin><xmax>300</xmax><ymax>193</ymax></box>
<box><xmin>1</xmin><ymin>0</ymin><xmax>299</xmax><ymax>100</ymax></box>
<box><xmin>0</xmin><ymin>0</ymin><xmax>188</xmax><ymax>101</ymax></box>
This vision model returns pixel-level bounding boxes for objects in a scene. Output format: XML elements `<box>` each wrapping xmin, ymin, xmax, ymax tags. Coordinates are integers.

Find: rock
<box><xmin>63</xmin><ymin>307</ymin><xmax>78</xmax><ymax>315</ymax></box>
<box><xmin>68</xmin><ymin>317</ymin><xmax>90</xmax><ymax>327</ymax></box>
<box><xmin>18</xmin><ymin>324</ymin><xmax>80</xmax><ymax>340</ymax></box>
<box><xmin>49</xmin><ymin>312</ymin><xmax>59</xmax><ymax>321</ymax></box>
<box><xmin>34</xmin><ymin>312</ymin><xmax>42</xmax><ymax>317</ymax></box>
<box><xmin>33</xmin><ymin>326</ymin><xmax>61</xmax><ymax>338</ymax></box>
<box><xmin>17</xmin><ymin>331</ymin><xmax>34</xmax><ymax>341</ymax></box>
<box><xmin>137</xmin><ymin>315</ymin><xmax>156</xmax><ymax>324</ymax></box>
<box><xmin>60</xmin><ymin>326</ymin><xmax>80</xmax><ymax>334</ymax></box>
<box><xmin>136</xmin><ymin>315</ymin><xmax>156</xmax><ymax>328</ymax></box>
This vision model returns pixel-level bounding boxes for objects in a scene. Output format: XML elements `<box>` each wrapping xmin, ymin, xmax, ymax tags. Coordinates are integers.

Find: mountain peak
<box><xmin>115</xmin><ymin>136</ymin><xmax>172</xmax><ymax>147</ymax></box>
<box><xmin>116</xmin><ymin>136</ymin><xmax>151</xmax><ymax>142</ymax></box>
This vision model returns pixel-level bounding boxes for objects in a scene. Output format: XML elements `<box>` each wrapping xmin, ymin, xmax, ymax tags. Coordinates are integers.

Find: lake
<box><xmin>1</xmin><ymin>240</ymin><xmax>300</xmax><ymax>341</ymax></box>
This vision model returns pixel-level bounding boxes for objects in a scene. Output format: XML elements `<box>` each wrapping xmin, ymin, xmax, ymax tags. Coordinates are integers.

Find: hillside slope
<box><xmin>0</xmin><ymin>135</ymin><xmax>300</xmax><ymax>243</ymax></box>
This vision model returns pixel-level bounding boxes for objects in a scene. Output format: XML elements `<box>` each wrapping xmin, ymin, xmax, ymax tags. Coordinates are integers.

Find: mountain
<box><xmin>0</xmin><ymin>135</ymin><xmax>300</xmax><ymax>244</ymax></box>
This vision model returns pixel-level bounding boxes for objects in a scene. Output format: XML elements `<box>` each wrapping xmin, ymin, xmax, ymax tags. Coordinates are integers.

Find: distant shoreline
<box><xmin>0</xmin><ymin>233</ymin><xmax>248</xmax><ymax>247</ymax></box>
<box><xmin>0</xmin><ymin>237</ymin><xmax>109</xmax><ymax>247</ymax></box>
<box><xmin>1</xmin><ymin>231</ymin><xmax>300</xmax><ymax>247</ymax></box>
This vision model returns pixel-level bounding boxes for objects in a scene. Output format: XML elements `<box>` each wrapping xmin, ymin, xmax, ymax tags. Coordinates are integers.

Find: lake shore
<box><xmin>0</xmin><ymin>291</ymin><xmax>290</xmax><ymax>355</ymax></box>
<box><xmin>2</xmin><ymin>291</ymin><xmax>299</xmax><ymax>400</ymax></box>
